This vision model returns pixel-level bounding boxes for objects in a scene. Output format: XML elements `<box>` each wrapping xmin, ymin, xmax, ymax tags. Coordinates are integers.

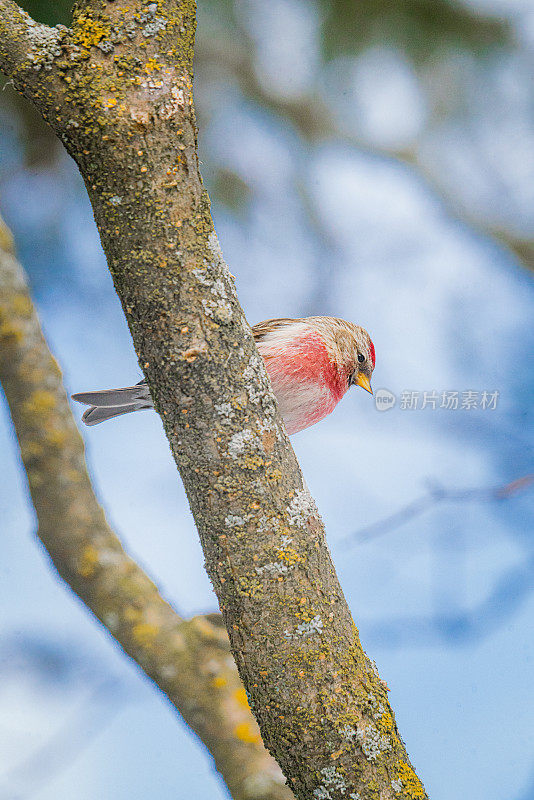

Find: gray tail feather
<box><xmin>72</xmin><ymin>381</ymin><xmax>153</xmax><ymax>426</ymax></box>
<box><xmin>81</xmin><ymin>402</ymin><xmax>151</xmax><ymax>426</ymax></box>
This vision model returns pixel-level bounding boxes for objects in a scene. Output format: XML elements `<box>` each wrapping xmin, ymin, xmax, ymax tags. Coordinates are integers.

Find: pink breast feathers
<box><xmin>256</xmin><ymin>324</ymin><xmax>347</xmax><ymax>434</ymax></box>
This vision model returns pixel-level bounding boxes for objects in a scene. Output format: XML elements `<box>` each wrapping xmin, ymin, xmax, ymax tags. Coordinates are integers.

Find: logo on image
<box><xmin>375</xmin><ymin>389</ymin><xmax>396</xmax><ymax>412</ymax></box>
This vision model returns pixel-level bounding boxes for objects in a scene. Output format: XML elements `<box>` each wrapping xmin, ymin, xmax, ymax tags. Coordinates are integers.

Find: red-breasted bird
<box><xmin>72</xmin><ymin>316</ymin><xmax>375</xmax><ymax>434</ymax></box>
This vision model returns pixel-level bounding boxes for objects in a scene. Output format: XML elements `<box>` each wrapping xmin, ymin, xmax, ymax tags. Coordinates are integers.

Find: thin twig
<box><xmin>342</xmin><ymin>474</ymin><xmax>534</xmax><ymax>548</ymax></box>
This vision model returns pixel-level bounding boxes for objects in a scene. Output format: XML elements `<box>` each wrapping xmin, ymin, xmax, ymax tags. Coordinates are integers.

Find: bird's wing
<box><xmin>252</xmin><ymin>318</ymin><xmax>300</xmax><ymax>342</ymax></box>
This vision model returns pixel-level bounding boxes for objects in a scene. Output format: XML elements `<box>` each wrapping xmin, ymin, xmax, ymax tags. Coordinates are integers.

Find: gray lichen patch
<box><xmin>226</xmin><ymin>423</ymin><xmax>269</xmax><ymax>464</ymax></box>
<box><xmin>243</xmin><ymin>361</ymin><xmax>264</xmax><ymax>404</ymax></box>
<box><xmin>366</xmin><ymin>691</ymin><xmax>385</xmax><ymax>720</ymax></box>
<box><xmin>285</xmin><ymin>614</ymin><xmax>323</xmax><ymax>639</ymax></box>
<box><xmin>207</xmin><ymin>230</ymin><xmax>224</xmax><ymax>262</ymax></box>
<box><xmin>96</xmin><ymin>39</ymin><xmax>114</xmax><ymax>53</ymax></box>
<box><xmin>242</xmin><ymin>353</ymin><xmax>266</xmax><ymax>399</ymax></box>
<box><xmin>339</xmin><ymin>724</ymin><xmax>357</xmax><ymax>741</ymax></box>
<box><xmin>355</xmin><ymin>723</ymin><xmax>392</xmax><ymax>761</ymax></box>
<box><xmin>201</xmin><ymin>296</ymin><xmax>232</xmax><ymax>323</ymax></box>
<box><xmin>158</xmin><ymin>84</ymin><xmax>185</xmax><ymax>118</ymax></box>
<box><xmin>313</xmin><ymin>766</ymin><xmax>349</xmax><ymax>799</ymax></box>
<box><xmin>225</xmin><ymin>513</ymin><xmax>248</xmax><ymax>528</ymax></box>
<box><xmin>287</xmin><ymin>487</ymin><xmax>319</xmax><ymax>528</ymax></box>
<box><xmin>138</xmin><ymin>3</ymin><xmax>167</xmax><ymax>36</ymax></box>
<box><xmin>255</xmin><ymin>561</ymin><xmax>289</xmax><ymax>576</ymax></box>
<box><xmin>214</xmin><ymin>401</ymin><xmax>235</xmax><ymax>422</ymax></box>
<box><xmin>142</xmin><ymin>18</ymin><xmax>166</xmax><ymax>36</ymax></box>
<box><xmin>227</xmin><ymin>428</ymin><xmax>255</xmax><ymax>458</ymax></box>
<box><xmin>256</xmin><ymin>515</ymin><xmax>276</xmax><ymax>535</ymax></box>
<box><xmin>25</xmin><ymin>17</ymin><xmax>65</xmax><ymax>71</ymax></box>
<box><xmin>206</xmin><ymin>230</ymin><xmax>236</xmax><ymax>288</ymax></box>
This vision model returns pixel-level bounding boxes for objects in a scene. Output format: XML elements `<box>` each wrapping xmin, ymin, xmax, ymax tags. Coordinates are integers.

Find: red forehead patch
<box><xmin>369</xmin><ymin>339</ymin><xmax>376</xmax><ymax>368</ymax></box>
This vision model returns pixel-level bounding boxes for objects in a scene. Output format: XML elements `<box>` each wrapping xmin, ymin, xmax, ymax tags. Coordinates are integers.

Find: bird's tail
<box><xmin>71</xmin><ymin>380</ymin><xmax>153</xmax><ymax>426</ymax></box>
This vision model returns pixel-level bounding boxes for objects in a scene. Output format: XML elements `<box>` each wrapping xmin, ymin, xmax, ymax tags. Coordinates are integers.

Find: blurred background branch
<box><xmin>0</xmin><ymin>213</ymin><xmax>292</xmax><ymax>800</ymax></box>
<box><xmin>343</xmin><ymin>473</ymin><xmax>534</xmax><ymax>546</ymax></box>
<box><xmin>3</xmin><ymin>0</ymin><xmax>533</xmax><ymax>271</ymax></box>
<box><xmin>196</xmin><ymin>4</ymin><xmax>534</xmax><ymax>272</ymax></box>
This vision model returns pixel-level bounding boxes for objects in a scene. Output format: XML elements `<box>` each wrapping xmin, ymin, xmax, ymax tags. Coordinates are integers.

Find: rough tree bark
<box><xmin>0</xmin><ymin>2</ymin><xmax>429</xmax><ymax>799</ymax></box>
<box><xmin>0</xmin><ymin>213</ymin><xmax>292</xmax><ymax>800</ymax></box>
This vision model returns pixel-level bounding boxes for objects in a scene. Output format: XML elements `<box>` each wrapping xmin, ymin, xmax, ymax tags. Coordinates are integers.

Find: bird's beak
<box><xmin>356</xmin><ymin>373</ymin><xmax>373</xmax><ymax>394</ymax></box>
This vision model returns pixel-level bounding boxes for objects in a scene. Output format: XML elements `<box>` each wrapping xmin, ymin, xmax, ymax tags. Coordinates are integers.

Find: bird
<box><xmin>72</xmin><ymin>316</ymin><xmax>375</xmax><ymax>435</ymax></box>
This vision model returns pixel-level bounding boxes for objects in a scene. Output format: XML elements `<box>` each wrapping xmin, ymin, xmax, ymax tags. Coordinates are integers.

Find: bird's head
<box><xmin>345</xmin><ymin>325</ymin><xmax>375</xmax><ymax>395</ymax></box>
<box><xmin>312</xmin><ymin>317</ymin><xmax>375</xmax><ymax>396</ymax></box>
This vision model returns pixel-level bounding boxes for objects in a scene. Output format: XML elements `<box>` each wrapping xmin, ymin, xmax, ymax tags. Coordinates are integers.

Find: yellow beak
<box><xmin>356</xmin><ymin>373</ymin><xmax>373</xmax><ymax>394</ymax></box>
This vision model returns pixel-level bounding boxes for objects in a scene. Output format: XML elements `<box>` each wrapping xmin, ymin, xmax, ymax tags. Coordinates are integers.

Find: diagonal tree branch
<box><xmin>0</xmin><ymin>1</ymin><xmax>428</xmax><ymax>797</ymax></box>
<box><xmin>0</xmin><ymin>213</ymin><xmax>292</xmax><ymax>800</ymax></box>
<box><xmin>0</xmin><ymin>0</ymin><xmax>68</xmax><ymax>119</ymax></box>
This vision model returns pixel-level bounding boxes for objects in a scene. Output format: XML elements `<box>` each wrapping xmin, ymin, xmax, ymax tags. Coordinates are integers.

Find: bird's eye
<box><xmin>357</xmin><ymin>353</ymin><xmax>365</xmax><ymax>364</ymax></box>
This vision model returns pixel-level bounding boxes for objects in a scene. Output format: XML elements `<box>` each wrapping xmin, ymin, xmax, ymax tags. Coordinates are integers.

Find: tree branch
<box><xmin>0</xmin><ymin>1</ymin><xmax>429</xmax><ymax>796</ymax></box>
<box><xmin>0</xmin><ymin>213</ymin><xmax>292</xmax><ymax>800</ymax></box>
<box><xmin>0</xmin><ymin>0</ymin><xmax>68</xmax><ymax>118</ymax></box>
<box><xmin>342</xmin><ymin>475</ymin><xmax>534</xmax><ymax>547</ymax></box>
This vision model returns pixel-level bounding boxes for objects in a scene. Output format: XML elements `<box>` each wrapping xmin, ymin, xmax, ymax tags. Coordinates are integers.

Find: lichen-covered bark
<box><xmin>0</xmin><ymin>0</ymin><xmax>68</xmax><ymax>119</ymax></box>
<box><xmin>0</xmin><ymin>3</ymin><xmax>429</xmax><ymax>798</ymax></box>
<box><xmin>0</xmin><ymin>214</ymin><xmax>293</xmax><ymax>800</ymax></box>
